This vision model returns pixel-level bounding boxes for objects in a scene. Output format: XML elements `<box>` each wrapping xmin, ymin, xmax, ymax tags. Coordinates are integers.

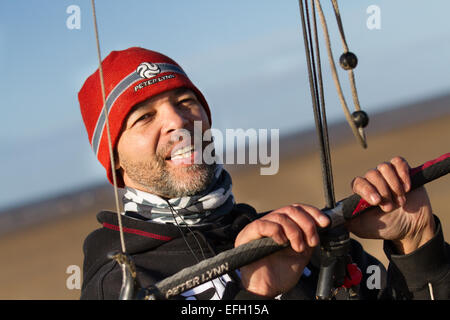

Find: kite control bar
<box><xmin>132</xmin><ymin>153</ymin><xmax>450</xmax><ymax>300</ymax></box>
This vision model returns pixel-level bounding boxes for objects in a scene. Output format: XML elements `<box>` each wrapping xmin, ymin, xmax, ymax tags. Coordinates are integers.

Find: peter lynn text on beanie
<box><xmin>78</xmin><ymin>47</ymin><xmax>211</xmax><ymax>187</ymax></box>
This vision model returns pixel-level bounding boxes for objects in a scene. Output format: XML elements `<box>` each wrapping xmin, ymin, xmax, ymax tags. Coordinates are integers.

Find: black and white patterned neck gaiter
<box><xmin>122</xmin><ymin>165</ymin><xmax>235</xmax><ymax>225</ymax></box>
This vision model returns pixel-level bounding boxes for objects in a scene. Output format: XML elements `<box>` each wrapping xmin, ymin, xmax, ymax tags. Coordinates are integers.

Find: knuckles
<box><xmin>270</xmin><ymin>204</ymin><xmax>304</xmax><ymax>218</ymax></box>
<box><xmin>253</xmin><ymin>219</ymin><xmax>275</xmax><ymax>234</ymax></box>
<box><xmin>352</xmin><ymin>176</ymin><xmax>379</xmax><ymax>198</ymax></box>
<box><xmin>364</xmin><ymin>169</ymin><xmax>380</xmax><ymax>180</ymax></box>
<box><xmin>390</xmin><ymin>156</ymin><xmax>406</xmax><ymax>166</ymax></box>
<box><xmin>376</xmin><ymin>162</ymin><xmax>393</xmax><ymax>172</ymax></box>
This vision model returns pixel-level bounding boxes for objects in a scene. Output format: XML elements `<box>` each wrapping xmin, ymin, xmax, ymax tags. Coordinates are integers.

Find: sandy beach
<box><xmin>0</xmin><ymin>107</ymin><xmax>449</xmax><ymax>300</ymax></box>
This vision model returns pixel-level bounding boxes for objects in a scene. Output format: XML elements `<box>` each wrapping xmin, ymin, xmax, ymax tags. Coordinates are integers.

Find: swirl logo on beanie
<box><xmin>136</xmin><ymin>62</ymin><xmax>161</xmax><ymax>79</ymax></box>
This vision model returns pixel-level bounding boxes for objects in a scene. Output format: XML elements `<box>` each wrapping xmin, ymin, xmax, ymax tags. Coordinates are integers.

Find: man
<box><xmin>78</xmin><ymin>47</ymin><xmax>449</xmax><ymax>300</ymax></box>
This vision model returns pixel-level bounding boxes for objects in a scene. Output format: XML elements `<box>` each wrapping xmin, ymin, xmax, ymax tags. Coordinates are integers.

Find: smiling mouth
<box><xmin>163</xmin><ymin>143</ymin><xmax>202</xmax><ymax>166</ymax></box>
<box><xmin>169</xmin><ymin>145</ymin><xmax>195</xmax><ymax>160</ymax></box>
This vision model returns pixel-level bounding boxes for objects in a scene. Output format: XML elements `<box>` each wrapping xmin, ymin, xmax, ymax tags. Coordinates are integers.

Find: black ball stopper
<box><xmin>352</xmin><ymin>110</ymin><xmax>369</xmax><ymax>128</ymax></box>
<box><xmin>339</xmin><ymin>52</ymin><xmax>358</xmax><ymax>70</ymax></box>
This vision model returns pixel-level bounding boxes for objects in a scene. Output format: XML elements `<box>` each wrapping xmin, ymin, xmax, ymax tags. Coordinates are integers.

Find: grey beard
<box><xmin>121</xmin><ymin>155</ymin><xmax>216</xmax><ymax>199</ymax></box>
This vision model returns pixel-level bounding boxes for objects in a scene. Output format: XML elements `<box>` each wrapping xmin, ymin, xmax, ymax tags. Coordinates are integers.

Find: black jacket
<box><xmin>81</xmin><ymin>203</ymin><xmax>450</xmax><ymax>300</ymax></box>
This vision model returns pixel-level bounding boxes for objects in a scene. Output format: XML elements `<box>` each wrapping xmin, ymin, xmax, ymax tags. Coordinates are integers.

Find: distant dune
<box><xmin>0</xmin><ymin>93</ymin><xmax>449</xmax><ymax>299</ymax></box>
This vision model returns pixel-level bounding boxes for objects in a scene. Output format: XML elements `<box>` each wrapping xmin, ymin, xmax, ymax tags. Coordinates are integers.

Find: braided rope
<box><xmin>330</xmin><ymin>0</ymin><xmax>365</xmax><ymax>141</ymax></box>
<box><xmin>315</xmin><ymin>0</ymin><xmax>366</xmax><ymax>148</ymax></box>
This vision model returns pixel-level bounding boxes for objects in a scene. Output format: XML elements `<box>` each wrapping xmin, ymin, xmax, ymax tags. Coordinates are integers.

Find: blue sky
<box><xmin>1</xmin><ymin>0</ymin><xmax>449</xmax><ymax>210</ymax></box>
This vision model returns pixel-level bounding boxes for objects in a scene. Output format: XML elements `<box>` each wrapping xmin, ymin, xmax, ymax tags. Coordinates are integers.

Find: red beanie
<box><xmin>78</xmin><ymin>47</ymin><xmax>211</xmax><ymax>187</ymax></box>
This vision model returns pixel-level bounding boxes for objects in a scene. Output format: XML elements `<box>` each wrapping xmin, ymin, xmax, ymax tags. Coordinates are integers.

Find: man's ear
<box><xmin>114</xmin><ymin>150</ymin><xmax>121</xmax><ymax>170</ymax></box>
<box><xmin>113</xmin><ymin>151</ymin><xmax>125</xmax><ymax>184</ymax></box>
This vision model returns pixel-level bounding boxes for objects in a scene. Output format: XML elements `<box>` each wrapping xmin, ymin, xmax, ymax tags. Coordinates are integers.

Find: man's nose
<box><xmin>161</xmin><ymin>103</ymin><xmax>189</xmax><ymax>134</ymax></box>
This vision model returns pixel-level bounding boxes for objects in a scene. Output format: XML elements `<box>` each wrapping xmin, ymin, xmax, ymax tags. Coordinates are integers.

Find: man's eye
<box><xmin>178</xmin><ymin>97</ymin><xmax>195</xmax><ymax>103</ymax></box>
<box><xmin>135</xmin><ymin>113</ymin><xmax>155</xmax><ymax>124</ymax></box>
<box><xmin>178</xmin><ymin>98</ymin><xmax>196</xmax><ymax>106</ymax></box>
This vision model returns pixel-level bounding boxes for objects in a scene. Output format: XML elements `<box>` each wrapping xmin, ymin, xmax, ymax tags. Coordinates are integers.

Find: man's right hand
<box><xmin>234</xmin><ymin>204</ymin><xmax>330</xmax><ymax>298</ymax></box>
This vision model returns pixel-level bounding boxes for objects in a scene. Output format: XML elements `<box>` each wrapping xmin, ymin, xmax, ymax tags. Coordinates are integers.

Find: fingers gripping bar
<box><xmin>333</xmin><ymin>153</ymin><xmax>450</xmax><ymax>223</ymax></box>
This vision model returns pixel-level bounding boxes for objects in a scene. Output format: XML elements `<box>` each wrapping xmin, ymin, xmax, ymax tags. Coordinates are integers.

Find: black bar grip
<box><xmin>138</xmin><ymin>238</ymin><xmax>289</xmax><ymax>300</ymax></box>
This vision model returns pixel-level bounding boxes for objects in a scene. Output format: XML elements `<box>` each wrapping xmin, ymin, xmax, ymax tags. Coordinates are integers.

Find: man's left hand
<box><xmin>346</xmin><ymin>156</ymin><xmax>436</xmax><ymax>254</ymax></box>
